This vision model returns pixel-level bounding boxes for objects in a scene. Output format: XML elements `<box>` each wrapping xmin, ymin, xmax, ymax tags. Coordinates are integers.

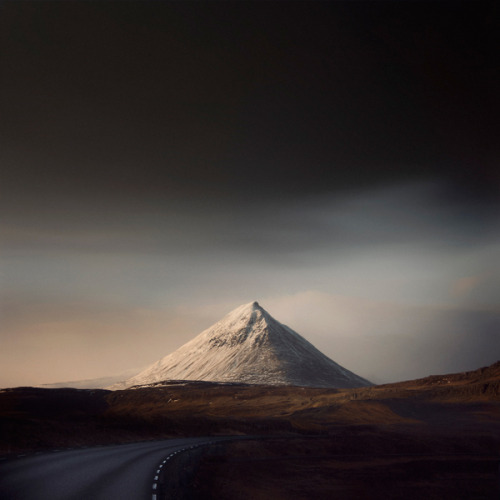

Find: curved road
<box><xmin>0</xmin><ymin>437</ymin><xmax>219</xmax><ymax>500</ymax></box>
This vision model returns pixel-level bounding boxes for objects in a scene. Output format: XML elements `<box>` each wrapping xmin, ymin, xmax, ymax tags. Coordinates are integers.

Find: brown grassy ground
<box><xmin>192</xmin><ymin>424</ymin><xmax>500</xmax><ymax>500</ymax></box>
<box><xmin>1</xmin><ymin>363</ymin><xmax>499</xmax><ymax>497</ymax></box>
<box><xmin>193</xmin><ymin>437</ymin><xmax>499</xmax><ymax>500</ymax></box>
<box><xmin>1</xmin><ymin>363</ymin><xmax>500</xmax><ymax>452</ymax></box>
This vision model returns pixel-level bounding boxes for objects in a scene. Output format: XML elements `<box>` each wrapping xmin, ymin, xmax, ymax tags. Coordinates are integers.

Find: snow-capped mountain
<box><xmin>109</xmin><ymin>301</ymin><xmax>371</xmax><ymax>389</ymax></box>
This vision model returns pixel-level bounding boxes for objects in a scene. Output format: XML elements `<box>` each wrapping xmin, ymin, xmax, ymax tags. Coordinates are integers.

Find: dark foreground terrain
<box><xmin>193</xmin><ymin>431</ymin><xmax>499</xmax><ymax>499</ymax></box>
<box><xmin>1</xmin><ymin>362</ymin><xmax>499</xmax><ymax>498</ymax></box>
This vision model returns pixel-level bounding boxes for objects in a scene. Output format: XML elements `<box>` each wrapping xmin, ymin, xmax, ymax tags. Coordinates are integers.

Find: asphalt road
<box><xmin>0</xmin><ymin>438</ymin><xmax>218</xmax><ymax>500</ymax></box>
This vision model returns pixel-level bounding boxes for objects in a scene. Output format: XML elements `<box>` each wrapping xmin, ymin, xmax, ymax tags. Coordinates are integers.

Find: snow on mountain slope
<box><xmin>109</xmin><ymin>301</ymin><xmax>371</xmax><ymax>389</ymax></box>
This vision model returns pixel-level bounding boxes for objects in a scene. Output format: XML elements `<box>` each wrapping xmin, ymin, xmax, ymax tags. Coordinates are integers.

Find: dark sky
<box><xmin>2</xmin><ymin>1</ymin><xmax>498</xmax><ymax>202</ymax></box>
<box><xmin>1</xmin><ymin>1</ymin><xmax>499</xmax><ymax>387</ymax></box>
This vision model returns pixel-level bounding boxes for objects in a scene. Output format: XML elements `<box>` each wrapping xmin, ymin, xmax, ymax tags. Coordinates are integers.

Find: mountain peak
<box><xmin>231</xmin><ymin>300</ymin><xmax>263</xmax><ymax>315</ymax></box>
<box><xmin>110</xmin><ymin>302</ymin><xmax>371</xmax><ymax>389</ymax></box>
<box><xmin>208</xmin><ymin>301</ymin><xmax>271</xmax><ymax>347</ymax></box>
<box><xmin>216</xmin><ymin>301</ymin><xmax>268</xmax><ymax>330</ymax></box>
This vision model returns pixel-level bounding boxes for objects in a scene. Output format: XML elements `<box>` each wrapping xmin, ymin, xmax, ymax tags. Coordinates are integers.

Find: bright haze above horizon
<box><xmin>1</xmin><ymin>2</ymin><xmax>498</xmax><ymax>388</ymax></box>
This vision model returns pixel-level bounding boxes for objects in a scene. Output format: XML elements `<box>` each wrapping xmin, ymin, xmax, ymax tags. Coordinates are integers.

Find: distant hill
<box><xmin>36</xmin><ymin>368</ymin><xmax>143</xmax><ymax>390</ymax></box>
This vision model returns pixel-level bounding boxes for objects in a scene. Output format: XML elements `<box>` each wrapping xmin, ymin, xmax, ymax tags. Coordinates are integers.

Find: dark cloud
<box><xmin>2</xmin><ymin>181</ymin><xmax>496</xmax><ymax>263</ymax></box>
<box><xmin>0</xmin><ymin>2</ymin><xmax>497</xmax><ymax>204</ymax></box>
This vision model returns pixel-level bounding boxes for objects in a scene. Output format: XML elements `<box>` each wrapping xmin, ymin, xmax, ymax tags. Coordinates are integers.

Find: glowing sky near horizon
<box><xmin>1</xmin><ymin>2</ymin><xmax>498</xmax><ymax>387</ymax></box>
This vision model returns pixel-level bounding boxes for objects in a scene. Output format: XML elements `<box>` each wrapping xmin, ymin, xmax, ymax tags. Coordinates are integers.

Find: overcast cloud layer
<box><xmin>1</xmin><ymin>2</ymin><xmax>498</xmax><ymax>387</ymax></box>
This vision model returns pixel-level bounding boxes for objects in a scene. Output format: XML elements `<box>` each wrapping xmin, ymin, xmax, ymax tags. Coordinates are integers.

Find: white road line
<box><xmin>149</xmin><ymin>441</ymin><xmax>219</xmax><ymax>498</ymax></box>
